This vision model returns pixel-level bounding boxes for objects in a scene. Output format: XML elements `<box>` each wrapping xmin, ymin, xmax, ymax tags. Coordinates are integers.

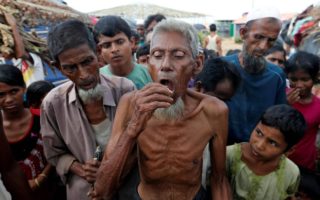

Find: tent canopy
<box><xmin>89</xmin><ymin>3</ymin><xmax>209</xmax><ymax>19</ymax></box>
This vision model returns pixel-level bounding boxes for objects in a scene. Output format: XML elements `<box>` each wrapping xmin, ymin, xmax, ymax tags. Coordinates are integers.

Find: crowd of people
<box><xmin>0</xmin><ymin>4</ymin><xmax>320</xmax><ymax>200</ymax></box>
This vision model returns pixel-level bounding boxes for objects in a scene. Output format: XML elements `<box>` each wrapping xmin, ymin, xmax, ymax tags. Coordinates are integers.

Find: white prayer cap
<box><xmin>246</xmin><ymin>7</ymin><xmax>281</xmax><ymax>23</ymax></box>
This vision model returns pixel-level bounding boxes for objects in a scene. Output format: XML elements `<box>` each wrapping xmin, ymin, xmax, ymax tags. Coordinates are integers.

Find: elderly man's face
<box><xmin>149</xmin><ymin>31</ymin><xmax>201</xmax><ymax>99</ymax></box>
<box><xmin>58</xmin><ymin>44</ymin><xmax>100</xmax><ymax>90</ymax></box>
<box><xmin>241</xmin><ymin>18</ymin><xmax>281</xmax><ymax>57</ymax></box>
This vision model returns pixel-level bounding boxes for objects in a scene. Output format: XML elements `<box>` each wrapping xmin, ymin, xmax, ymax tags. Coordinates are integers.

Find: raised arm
<box><xmin>4</xmin><ymin>12</ymin><xmax>29</xmax><ymax>60</ymax></box>
<box><xmin>0</xmin><ymin>114</ymin><xmax>34</xmax><ymax>200</ymax></box>
<box><xmin>91</xmin><ymin>83</ymin><xmax>173</xmax><ymax>200</ymax></box>
<box><xmin>208</xmin><ymin>100</ymin><xmax>232</xmax><ymax>200</ymax></box>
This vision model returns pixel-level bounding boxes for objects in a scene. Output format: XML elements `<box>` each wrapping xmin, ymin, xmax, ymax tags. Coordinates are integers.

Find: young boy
<box><xmin>227</xmin><ymin>104</ymin><xmax>306</xmax><ymax>199</ymax></box>
<box><xmin>94</xmin><ymin>15</ymin><xmax>152</xmax><ymax>90</ymax></box>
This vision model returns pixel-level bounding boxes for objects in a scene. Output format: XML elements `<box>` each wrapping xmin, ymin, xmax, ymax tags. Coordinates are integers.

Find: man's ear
<box><xmin>192</xmin><ymin>54</ymin><xmax>204</xmax><ymax>76</ymax></box>
<box><xmin>239</xmin><ymin>26</ymin><xmax>248</xmax><ymax>40</ymax></box>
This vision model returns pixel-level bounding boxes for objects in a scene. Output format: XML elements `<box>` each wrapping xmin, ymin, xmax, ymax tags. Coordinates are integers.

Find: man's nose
<box><xmin>4</xmin><ymin>94</ymin><xmax>14</xmax><ymax>104</ymax></box>
<box><xmin>78</xmin><ymin>66</ymin><xmax>90</xmax><ymax>80</ymax></box>
<box><xmin>255</xmin><ymin>139</ymin><xmax>265</xmax><ymax>151</ymax></box>
<box><xmin>258</xmin><ymin>39</ymin><xmax>269</xmax><ymax>51</ymax></box>
<box><xmin>111</xmin><ymin>43</ymin><xmax>119</xmax><ymax>52</ymax></box>
<box><xmin>159</xmin><ymin>55</ymin><xmax>173</xmax><ymax>72</ymax></box>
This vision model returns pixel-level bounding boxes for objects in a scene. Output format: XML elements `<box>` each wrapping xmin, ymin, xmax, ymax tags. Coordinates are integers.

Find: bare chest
<box><xmin>137</xmin><ymin>115</ymin><xmax>214</xmax><ymax>181</ymax></box>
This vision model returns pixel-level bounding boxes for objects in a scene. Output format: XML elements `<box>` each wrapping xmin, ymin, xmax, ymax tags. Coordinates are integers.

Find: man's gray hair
<box><xmin>151</xmin><ymin>19</ymin><xmax>199</xmax><ymax>58</ymax></box>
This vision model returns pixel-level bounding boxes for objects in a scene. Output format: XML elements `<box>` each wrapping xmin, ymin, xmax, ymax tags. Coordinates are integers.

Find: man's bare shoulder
<box><xmin>188</xmin><ymin>89</ymin><xmax>228</xmax><ymax>116</ymax></box>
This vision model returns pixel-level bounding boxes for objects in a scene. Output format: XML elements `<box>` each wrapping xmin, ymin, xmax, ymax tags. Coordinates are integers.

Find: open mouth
<box><xmin>160</xmin><ymin>79</ymin><xmax>174</xmax><ymax>91</ymax></box>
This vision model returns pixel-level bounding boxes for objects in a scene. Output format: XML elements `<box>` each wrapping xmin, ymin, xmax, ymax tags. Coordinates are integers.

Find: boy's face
<box><xmin>97</xmin><ymin>32</ymin><xmax>133</xmax><ymax>68</ymax></box>
<box><xmin>249</xmin><ymin>122</ymin><xmax>287</xmax><ymax>162</ymax></box>
<box><xmin>137</xmin><ymin>55</ymin><xmax>148</xmax><ymax>66</ymax></box>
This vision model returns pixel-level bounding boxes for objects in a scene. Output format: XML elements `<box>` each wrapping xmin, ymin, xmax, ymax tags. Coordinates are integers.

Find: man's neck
<box><xmin>110</xmin><ymin>61</ymin><xmax>134</xmax><ymax>77</ymax></box>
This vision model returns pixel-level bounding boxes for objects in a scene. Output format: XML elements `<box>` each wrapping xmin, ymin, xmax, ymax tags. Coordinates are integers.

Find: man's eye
<box><xmin>152</xmin><ymin>51</ymin><xmax>162</xmax><ymax>58</ymax></box>
<box><xmin>63</xmin><ymin>65</ymin><xmax>77</xmax><ymax>73</ymax></box>
<box><xmin>174</xmin><ymin>51</ymin><xmax>185</xmax><ymax>58</ymax></box>
<box><xmin>301</xmin><ymin>78</ymin><xmax>311</xmax><ymax>82</ymax></box>
<box><xmin>10</xmin><ymin>89</ymin><xmax>19</xmax><ymax>95</ymax></box>
<box><xmin>255</xmin><ymin>129</ymin><xmax>263</xmax><ymax>136</ymax></box>
<box><xmin>116</xmin><ymin>39</ymin><xmax>125</xmax><ymax>45</ymax></box>
<box><xmin>100</xmin><ymin>43</ymin><xmax>111</xmax><ymax>49</ymax></box>
<box><xmin>269</xmin><ymin>58</ymin><xmax>277</xmax><ymax>62</ymax></box>
<box><xmin>81</xmin><ymin>57</ymin><xmax>94</xmax><ymax>65</ymax></box>
<box><xmin>289</xmin><ymin>78</ymin><xmax>297</xmax><ymax>82</ymax></box>
<box><xmin>254</xmin><ymin>35</ymin><xmax>264</xmax><ymax>40</ymax></box>
<box><xmin>269</xmin><ymin>140</ymin><xmax>278</xmax><ymax>147</ymax></box>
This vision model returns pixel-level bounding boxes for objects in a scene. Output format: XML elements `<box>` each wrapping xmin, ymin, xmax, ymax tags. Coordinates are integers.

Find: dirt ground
<box><xmin>221</xmin><ymin>37</ymin><xmax>242</xmax><ymax>56</ymax></box>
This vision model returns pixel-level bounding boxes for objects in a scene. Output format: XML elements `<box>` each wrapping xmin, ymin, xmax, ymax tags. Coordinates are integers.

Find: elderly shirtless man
<box><xmin>90</xmin><ymin>19</ymin><xmax>231</xmax><ymax>200</ymax></box>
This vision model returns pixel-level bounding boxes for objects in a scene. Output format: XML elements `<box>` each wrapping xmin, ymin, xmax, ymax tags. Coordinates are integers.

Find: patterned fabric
<box><xmin>227</xmin><ymin>144</ymin><xmax>300</xmax><ymax>200</ymax></box>
<box><xmin>9</xmin><ymin>113</ymin><xmax>47</xmax><ymax>180</ymax></box>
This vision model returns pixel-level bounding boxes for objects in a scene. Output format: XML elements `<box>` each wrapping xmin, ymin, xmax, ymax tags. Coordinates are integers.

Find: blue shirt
<box><xmin>223</xmin><ymin>54</ymin><xmax>287</xmax><ymax>144</ymax></box>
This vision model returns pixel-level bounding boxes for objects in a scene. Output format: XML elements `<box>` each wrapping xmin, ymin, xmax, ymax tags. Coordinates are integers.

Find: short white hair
<box><xmin>151</xmin><ymin>19</ymin><xmax>199</xmax><ymax>59</ymax></box>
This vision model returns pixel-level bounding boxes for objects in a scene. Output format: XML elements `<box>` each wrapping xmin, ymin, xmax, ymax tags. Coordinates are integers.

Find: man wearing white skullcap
<box><xmin>245</xmin><ymin>7</ymin><xmax>281</xmax><ymax>23</ymax></box>
<box><xmin>222</xmin><ymin>7</ymin><xmax>287</xmax><ymax>145</ymax></box>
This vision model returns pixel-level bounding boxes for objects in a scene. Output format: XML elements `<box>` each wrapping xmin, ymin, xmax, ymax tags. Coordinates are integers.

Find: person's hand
<box><xmin>28</xmin><ymin>179</ymin><xmax>39</xmax><ymax>191</ymax></box>
<box><xmin>3</xmin><ymin>12</ymin><xmax>17</xmax><ymax>27</ymax></box>
<box><xmin>127</xmin><ymin>83</ymin><xmax>173</xmax><ymax>137</ymax></box>
<box><xmin>83</xmin><ymin>159</ymin><xmax>101</xmax><ymax>184</ymax></box>
<box><xmin>286</xmin><ymin>88</ymin><xmax>300</xmax><ymax>105</ymax></box>
<box><xmin>87</xmin><ymin>187</ymin><xmax>106</xmax><ymax>200</ymax></box>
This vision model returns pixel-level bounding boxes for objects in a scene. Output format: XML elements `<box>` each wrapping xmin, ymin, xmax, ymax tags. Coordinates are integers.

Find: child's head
<box><xmin>26</xmin><ymin>80</ymin><xmax>54</xmax><ymax>108</ymax></box>
<box><xmin>253</xmin><ymin>104</ymin><xmax>306</xmax><ymax>153</ymax></box>
<box><xmin>285</xmin><ymin>51</ymin><xmax>319</xmax><ymax>97</ymax></box>
<box><xmin>136</xmin><ymin>43</ymin><xmax>150</xmax><ymax>66</ymax></box>
<box><xmin>94</xmin><ymin>15</ymin><xmax>132</xmax><ymax>40</ymax></box>
<box><xmin>195</xmin><ymin>58</ymin><xmax>241</xmax><ymax>101</ymax></box>
<box><xmin>264</xmin><ymin>44</ymin><xmax>286</xmax><ymax>68</ymax></box>
<box><xmin>0</xmin><ymin>64</ymin><xmax>26</xmax><ymax>113</ymax></box>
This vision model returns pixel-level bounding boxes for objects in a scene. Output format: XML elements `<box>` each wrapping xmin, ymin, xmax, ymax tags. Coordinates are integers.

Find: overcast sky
<box><xmin>64</xmin><ymin>0</ymin><xmax>319</xmax><ymax>19</ymax></box>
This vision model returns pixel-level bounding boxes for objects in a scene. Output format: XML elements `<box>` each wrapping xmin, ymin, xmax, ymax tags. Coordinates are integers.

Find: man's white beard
<box><xmin>78</xmin><ymin>84</ymin><xmax>103</xmax><ymax>104</ymax></box>
<box><xmin>153</xmin><ymin>97</ymin><xmax>184</xmax><ymax>121</ymax></box>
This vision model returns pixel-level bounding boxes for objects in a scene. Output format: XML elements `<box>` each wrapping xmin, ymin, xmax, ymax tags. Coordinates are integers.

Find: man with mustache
<box><xmin>90</xmin><ymin>19</ymin><xmax>232</xmax><ymax>200</ymax></box>
<box><xmin>95</xmin><ymin>15</ymin><xmax>152</xmax><ymax>90</ymax></box>
<box><xmin>223</xmin><ymin>7</ymin><xmax>287</xmax><ymax>145</ymax></box>
<box><xmin>40</xmin><ymin>20</ymin><xmax>135</xmax><ymax>199</ymax></box>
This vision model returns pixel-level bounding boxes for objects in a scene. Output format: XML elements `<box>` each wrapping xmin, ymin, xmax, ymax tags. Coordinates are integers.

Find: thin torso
<box><xmin>137</xmin><ymin>92</ymin><xmax>215</xmax><ymax>200</ymax></box>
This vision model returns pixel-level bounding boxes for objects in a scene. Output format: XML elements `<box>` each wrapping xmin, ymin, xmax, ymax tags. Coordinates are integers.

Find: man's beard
<box><xmin>242</xmin><ymin>45</ymin><xmax>266</xmax><ymax>74</ymax></box>
<box><xmin>153</xmin><ymin>97</ymin><xmax>184</xmax><ymax>121</ymax></box>
<box><xmin>78</xmin><ymin>84</ymin><xmax>103</xmax><ymax>104</ymax></box>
